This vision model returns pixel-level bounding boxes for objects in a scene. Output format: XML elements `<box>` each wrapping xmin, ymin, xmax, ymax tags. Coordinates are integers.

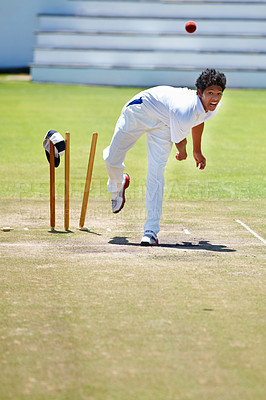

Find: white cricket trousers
<box><xmin>103</xmin><ymin>101</ymin><xmax>173</xmax><ymax>235</ymax></box>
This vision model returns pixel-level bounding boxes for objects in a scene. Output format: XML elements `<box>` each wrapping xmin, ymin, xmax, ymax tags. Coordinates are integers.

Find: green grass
<box><xmin>0</xmin><ymin>80</ymin><xmax>265</xmax><ymax>200</ymax></box>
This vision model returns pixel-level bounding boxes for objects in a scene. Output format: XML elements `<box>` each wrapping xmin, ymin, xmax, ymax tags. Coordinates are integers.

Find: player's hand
<box><xmin>176</xmin><ymin>151</ymin><xmax>187</xmax><ymax>161</ymax></box>
<box><xmin>193</xmin><ymin>151</ymin><xmax>206</xmax><ymax>170</ymax></box>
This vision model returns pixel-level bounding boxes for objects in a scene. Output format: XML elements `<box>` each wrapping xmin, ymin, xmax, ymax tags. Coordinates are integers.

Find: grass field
<box><xmin>1</xmin><ymin>78</ymin><xmax>265</xmax><ymax>200</ymax></box>
<box><xmin>0</xmin><ymin>77</ymin><xmax>265</xmax><ymax>400</ymax></box>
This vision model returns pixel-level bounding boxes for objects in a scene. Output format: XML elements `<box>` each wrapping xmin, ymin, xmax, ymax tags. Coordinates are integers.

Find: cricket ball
<box><xmin>185</xmin><ymin>21</ymin><xmax>197</xmax><ymax>34</ymax></box>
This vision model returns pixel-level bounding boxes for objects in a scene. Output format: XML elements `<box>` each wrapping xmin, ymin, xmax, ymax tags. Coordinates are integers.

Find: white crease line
<box><xmin>106</xmin><ymin>230</ymin><xmax>187</xmax><ymax>234</ymax></box>
<box><xmin>235</xmin><ymin>219</ymin><xmax>266</xmax><ymax>245</ymax></box>
<box><xmin>0</xmin><ymin>243</ymin><xmax>51</xmax><ymax>247</ymax></box>
<box><xmin>0</xmin><ymin>243</ymin><xmax>114</xmax><ymax>248</ymax></box>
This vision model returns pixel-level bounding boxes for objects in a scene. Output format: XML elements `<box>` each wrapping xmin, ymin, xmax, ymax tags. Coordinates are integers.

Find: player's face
<box><xmin>197</xmin><ymin>85</ymin><xmax>223</xmax><ymax>112</ymax></box>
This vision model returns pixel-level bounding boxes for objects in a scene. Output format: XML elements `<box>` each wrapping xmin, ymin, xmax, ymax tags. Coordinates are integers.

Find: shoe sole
<box><xmin>140</xmin><ymin>239</ymin><xmax>159</xmax><ymax>246</ymax></box>
<box><xmin>113</xmin><ymin>174</ymin><xmax>130</xmax><ymax>214</ymax></box>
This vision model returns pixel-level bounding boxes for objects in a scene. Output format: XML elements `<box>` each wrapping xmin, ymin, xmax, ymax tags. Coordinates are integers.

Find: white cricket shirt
<box><xmin>140</xmin><ymin>86</ymin><xmax>222</xmax><ymax>143</ymax></box>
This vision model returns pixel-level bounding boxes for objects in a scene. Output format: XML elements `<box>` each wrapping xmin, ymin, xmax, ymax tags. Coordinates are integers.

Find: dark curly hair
<box><xmin>195</xmin><ymin>69</ymin><xmax>226</xmax><ymax>93</ymax></box>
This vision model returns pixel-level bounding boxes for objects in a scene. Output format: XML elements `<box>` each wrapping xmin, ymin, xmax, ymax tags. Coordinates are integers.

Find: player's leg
<box><xmin>104</xmin><ymin>100</ymin><xmax>165</xmax><ymax>196</ymax></box>
<box><xmin>142</xmin><ymin>126</ymin><xmax>172</xmax><ymax>245</ymax></box>
<box><xmin>103</xmin><ymin>117</ymin><xmax>140</xmax><ymax>195</ymax></box>
<box><xmin>103</xmin><ymin>104</ymin><xmax>146</xmax><ymax>212</ymax></box>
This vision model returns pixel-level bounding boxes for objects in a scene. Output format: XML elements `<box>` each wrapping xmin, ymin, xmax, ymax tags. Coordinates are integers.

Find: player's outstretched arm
<box><xmin>192</xmin><ymin>123</ymin><xmax>206</xmax><ymax>170</ymax></box>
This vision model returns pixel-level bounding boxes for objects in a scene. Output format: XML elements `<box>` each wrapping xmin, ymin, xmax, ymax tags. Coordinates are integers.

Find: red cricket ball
<box><xmin>185</xmin><ymin>21</ymin><xmax>197</xmax><ymax>34</ymax></box>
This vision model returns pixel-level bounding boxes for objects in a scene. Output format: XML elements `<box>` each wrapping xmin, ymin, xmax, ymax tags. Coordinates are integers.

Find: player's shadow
<box><xmin>49</xmin><ymin>229</ymin><xmax>74</xmax><ymax>234</ymax></box>
<box><xmin>109</xmin><ymin>237</ymin><xmax>236</xmax><ymax>253</ymax></box>
<box><xmin>175</xmin><ymin>241</ymin><xmax>236</xmax><ymax>252</ymax></box>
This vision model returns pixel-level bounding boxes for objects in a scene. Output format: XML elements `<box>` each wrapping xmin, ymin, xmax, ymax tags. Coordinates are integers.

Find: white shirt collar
<box><xmin>196</xmin><ymin>94</ymin><xmax>206</xmax><ymax>114</ymax></box>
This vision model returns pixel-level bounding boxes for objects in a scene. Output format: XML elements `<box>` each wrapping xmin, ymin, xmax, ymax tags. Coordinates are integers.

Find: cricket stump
<box><xmin>79</xmin><ymin>132</ymin><xmax>98</xmax><ymax>230</ymax></box>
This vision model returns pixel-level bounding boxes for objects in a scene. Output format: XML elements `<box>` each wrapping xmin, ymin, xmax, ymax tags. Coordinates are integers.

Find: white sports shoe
<box><xmin>112</xmin><ymin>174</ymin><xmax>130</xmax><ymax>213</ymax></box>
<box><xmin>140</xmin><ymin>231</ymin><xmax>159</xmax><ymax>246</ymax></box>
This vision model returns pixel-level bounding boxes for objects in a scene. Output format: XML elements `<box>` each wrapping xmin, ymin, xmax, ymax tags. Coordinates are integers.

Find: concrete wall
<box><xmin>0</xmin><ymin>0</ymin><xmax>69</xmax><ymax>69</ymax></box>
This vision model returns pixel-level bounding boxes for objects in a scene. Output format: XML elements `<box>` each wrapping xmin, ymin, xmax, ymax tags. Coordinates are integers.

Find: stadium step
<box><xmin>57</xmin><ymin>0</ymin><xmax>266</xmax><ymax>19</ymax></box>
<box><xmin>30</xmin><ymin>64</ymin><xmax>266</xmax><ymax>89</ymax></box>
<box><xmin>35</xmin><ymin>31</ymin><xmax>266</xmax><ymax>53</ymax></box>
<box><xmin>33</xmin><ymin>47</ymin><xmax>266</xmax><ymax>70</ymax></box>
<box><xmin>37</xmin><ymin>15</ymin><xmax>266</xmax><ymax>36</ymax></box>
